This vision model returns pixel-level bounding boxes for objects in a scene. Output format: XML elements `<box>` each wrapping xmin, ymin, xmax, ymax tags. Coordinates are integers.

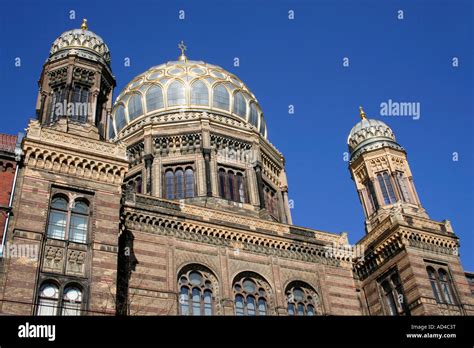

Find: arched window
<box><xmin>49</xmin><ymin>87</ymin><xmax>67</xmax><ymax>122</ymax></box>
<box><xmin>167</xmin><ymin>81</ymin><xmax>186</xmax><ymax>106</ymax></box>
<box><xmin>438</xmin><ymin>269</ymin><xmax>455</xmax><ymax>305</ymax></box>
<box><xmin>364</xmin><ymin>179</ymin><xmax>379</xmax><ymax>214</ymax></box>
<box><xmin>263</xmin><ymin>185</ymin><xmax>279</xmax><ymax>219</ymax></box>
<box><xmin>394</xmin><ymin>171</ymin><xmax>413</xmax><ymax>203</ymax></box>
<box><xmin>377</xmin><ymin>172</ymin><xmax>396</xmax><ymax>205</ymax></box>
<box><xmin>249</xmin><ymin>103</ymin><xmax>259</xmax><ymax>127</ymax></box>
<box><xmin>165</xmin><ymin>170</ymin><xmax>174</xmax><ymax>199</ymax></box>
<box><xmin>381</xmin><ymin>280</ymin><xmax>398</xmax><ymax>315</ymax></box>
<box><xmin>175</xmin><ymin>169</ymin><xmax>184</xmax><ymax>199</ymax></box>
<box><xmin>36</xmin><ymin>282</ymin><xmax>83</xmax><ymax>316</ymax></box>
<box><xmin>286</xmin><ymin>282</ymin><xmax>321</xmax><ymax>316</ymax></box>
<box><xmin>47</xmin><ymin>197</ymin><xmax>68</xmax><ymax>240</ymax></box>
<box><xmin>227</xmin><ymin>171</ymin><xmax>235</xmax><ymax>201</ymax></box>
<box><xmin>71</xmin><ymin>85</ymin><xmax>90</xmax><ymax>123</ymax></box>
<box><xmin>185</xmin><ymin>168</ymin><xmax>195</xmax><ymax>198</ymax></box>
<box><xmin>213</xmin><ymin>84</ymin><xmax>229</xmax><ymax>110</ymax></box>
<box><xmin>69</xmin><ymin>201</ymin><xmax>89</xmax><ymax>243</ymax></box>
<box><xmin>233</xmin><ymin>92</ymin><xmax>246</xmax><ymax>118</ymax></box>
<box><xmin>233</xmin><ymin>273</ymin><xmax>271</xmax><ymax>316</ymax></box>
<box><xmin>47</xmin><ymin>196</ymin><xmax>89</xmax><ymax>243</ymax></box>
<box><xmin>146</xmin><ymin>85</ymin><xmax>164</xmax><ymax>111</ymax></box>
<box><xmin>427</xmin><ymin>267</ymin><xmax>442</xmax><ymax>303</ymax></box>
<box><xmin>191</xmin><ymin>80</ymin><xmax>209</xmax><ymax>105</ymax></box>
<box><xmin>218</xmin><ymin>167</ymin><xmax>247</xmax><ymax>203</ymax></box>
<box><xmin>218</xmin><ymin>169</ymin><xmax>226</xmax><ymax>199</ymax></box>
<box><xmin>115</xmin><ymin>106</ymin><xmax>126</xmax><ymax>132</ymax></box>
<box><xmin>164</xmin><ymin>166</ymin><xmax>195</xmax><ymax>200</ymax></box>
<box><xmin>37</xmin><ymin>282</ymin><xmax>59</xmax><ymax>316</ymax></box>
<box><xmin>128</xmin><ymin>94</ymin><xmax>143</xmax><ymax>121</ymax></box>
<box><xmin>61</xmin><ymin>285</ymin><xmax>83</xmax><ymax>316</ymax></box>
<box><xmin>178</xmin><ymin>266</ymin><xmax>216</xmax><ymax>316</ymax></box>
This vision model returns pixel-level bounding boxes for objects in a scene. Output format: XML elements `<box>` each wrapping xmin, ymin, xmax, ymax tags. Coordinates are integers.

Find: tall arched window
<box><xmin>286</xmin><ymin>281</ymin><xmax>321</xmax><ymax>316</ymax></box>
<box><xmin>175</xmin><ymin>169</ymin><xmax>184</xmax><ymax>199</ymax></box>
<box><xmin>167</xmin><ymin>81</ymin><xmax>186</xmax><ymax>106</ymax></box>
<box><xmin>263</xmin><ymin>184</ymin><xmax>279</xmax><ymax>219</ymax></box>
<box><xmin>249</xmin><ymin>103</ymin><xmax>259</xmax><ymax>127</ymax></box>
<box><xmin>438</xmin><ymin>269</ymin><xmax>455</xmax><ymax>305</ymax></box>
<box><xmin>69</xmin><ymin>201</ymin><xmax>89</xmax><ymax>243</ymax></box>
<box><xmin>47</xmin><ymin>196</ymin><xmax>89</xmax><ymax>243</ymax></box>
<box><xmin>394</xmin><ymin>171</ymin><xmax>413</xmax><ymax>203</ymax></box>
<box><xmin>218</xmin><ymin>169</ymin><xmax>226</xmax><ymax>198</ymax></box>
<box><xmin>146</xmin><ymin>85</ymin><xmax>164</xmax><ymax>111</ymax></box>
<box><xmin>259</xmin><ymin>117</ymin><xmax>266</xmax><ymax>137</ymax></box>
<box><xmin>61</xmin><ymin>285</ymin><xmax>83</xmax><ymax>316</ymax></box>
<box><xmin>427</xmin><ymin>267</ymin><xmax>442</xmax><ymax>303</ymax></box>
<box><xmin>233</xmin><ymin>92</ymin><xmax>246</xmax><ymax>118</ymax></box>
<box><xmin>427</xmin><ymin>266</ymin><xmax>456</xmax><ymax>305</ymax></box>
<box><xmin>213</xmin><ymin>84</ymin><xmax>229</xmax><ymax>110</ymax></box>
<box><xmin>71</xmin><ymin>85</ymin><xmax>90</xmax><ymax>123</ymax></box>
<box><xmin>115</xmin><ymin>105</ymin><xmax>126</xmax><ymax>132</ymax></box>
<box><xmin>377</xmin><ymin>172</ymin><xmax>396</xmax><ymax>205</ymax></box>
<box><xmin>165</xmin><ymin>170</ymin><xmax>174</xmax><ymax>199</ymax></box>
<box><xmin>191</xmin><ymin>80</ymin><xmax>209</xmax><ymax>105</ymax></box>
<box><xmin>178</xmin><ymin>266</ymin><xmax>217</xmax><ymax>316</ymax></box>
<box><xmin>128</xmin><ymin>94</ymin><xmax>143</xmax><ymax>121</ymax></box>
<box><xmin>49</xmin><ymin>87</ymin><xmax>67</xmax><ymax>122</ymax></box>
<box><xmin>36</xmin><ymin>282</ymin><xmax>83</xmax><ymax>316</ymax></box>
<box><xmin>185</xmin><ymin>168</ymin><xmax>195</xmax><ymax>198</ymax></box>
<box><xmin>233</xmin><ymin>273</ymin><xmax>271</xmax><ymax>316</ymax></box>
<box><xmin>47</xmin><ymin>197</ymin><xmax>68</xmax><ymax>240</ymax></box>
<box><xmin>37</xmin><ymin>282</ymin><xmax>59</xmax><ymax>316</ymax></box>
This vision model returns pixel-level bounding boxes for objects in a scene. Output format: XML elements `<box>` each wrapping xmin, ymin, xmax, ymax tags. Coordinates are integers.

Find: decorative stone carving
<box><xmin>42</xmin><ymin>246</ymin><xmax>65</xmax><ymax>273</ymax></box>
<box><xmin>66</xmin><ymin>249</ymin><xmax>86</xmax><ymax>276</ymax></box>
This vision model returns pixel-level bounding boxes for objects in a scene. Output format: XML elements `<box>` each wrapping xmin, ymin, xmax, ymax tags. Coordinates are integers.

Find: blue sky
<box><xmin>1</xmin><ymin>0</ymin><xmax>473</xmax><ymax>270</ymax></box>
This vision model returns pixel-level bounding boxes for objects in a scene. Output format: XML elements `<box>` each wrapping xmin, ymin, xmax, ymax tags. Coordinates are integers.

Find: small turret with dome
<box><xmin>35</xmin><ymin>19</ymin><xmax>116</xmax><ymax>140</ymax></box>
<box><xmin>347</xmin><ymin>107</ymin><xmax>425</xmax><ymax>232</ymax></box>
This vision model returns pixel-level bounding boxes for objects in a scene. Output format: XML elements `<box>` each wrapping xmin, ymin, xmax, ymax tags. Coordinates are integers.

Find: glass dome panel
<box><xmin>146</xmin><ymin>85</ymin><xmax>164</xmax><ymax>111</ymax></box>
<box><xmin>167</xmin><ymin>81</ymin><xmax>186</xmax><ymax>106</ymax></box>
<box><xmin>213</xmin><ymin>84</ymin><xmax>229</xmax><ymax>110</ymax></box>
<box><xmin>128</xmin><ymin>94</ymin><xmax>143</xmax><ymax>120</ymax></box>
<box><xmin>233</xmin><ymin>92</ymin><xmax>247</xmax><ymax>118</ymax></box>
<box><xmin>249</xmin><ymin>103</ymin><xmax>258</xmax><ymax>127</ymax></box>
<box><xmin>190</xmin><ymin>80</ymin><xmax>209</xmax><ymax>105</ymax></box>
<box><xmin>115</xmin><ymin>105</ymin><xmax>127</xmax><ymax>131</ymax></box>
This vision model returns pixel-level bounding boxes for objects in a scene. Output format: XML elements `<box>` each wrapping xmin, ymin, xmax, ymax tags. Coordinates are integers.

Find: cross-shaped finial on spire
<box><xmin>178</xmin><ymin>40</ymin><xmax>187</xmax><ymax>61</ymax></box>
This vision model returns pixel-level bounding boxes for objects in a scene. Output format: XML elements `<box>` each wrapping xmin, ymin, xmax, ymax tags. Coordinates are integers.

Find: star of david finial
<box><xmin>178</xmin><ymin>40</ymin><xmax>187</xmax><ymax>62</ymax></box>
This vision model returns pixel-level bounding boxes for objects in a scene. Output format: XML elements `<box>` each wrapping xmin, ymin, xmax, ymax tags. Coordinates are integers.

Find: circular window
<box><xmin>148</xmin><ymin>71</ymin><xmax>163</xmax><ymax>80</ymax></box>
<box><xmin>293</xmin><ymin>288</ymin><xmax>304</xmax><ymax>301</ymax></box>
<box><xmin>191</xmin><ymin>67</ymin><xmax>205</xmax><ymax>75</ymax></box>
<box><xmin>168</xmin><ymin>68</ymin><xmax>184</xmax><ymax>76</ymax></box>
<box><xmin>243</xmin><ymin>279</ymin><xmax>256</xmax><ymax>293</ymax></box>
<box><xmin>189</xmin><ymin>271</ymin><xmax>202</xmax><ymax>285</ymax></box>
<box><xmin>129</xmin><ymin>78</ymin><xmax>143</xmax><ymax>89</ymax></box>
<box><xmin>42</xmin><ymin>285</ymin><xmax>57</xmax><ymax>298</ymax></box>
<box><xmin>65</xmin><ymin>288</ymin><xmax>80</xmax><ymax>301</ymax></box>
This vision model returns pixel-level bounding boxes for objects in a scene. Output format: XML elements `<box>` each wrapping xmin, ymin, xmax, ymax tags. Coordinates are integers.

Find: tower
<box><xmin>0</xmin><ymin>20</ymin><xmax>128</xmax><ymax>315</ymax></box>
<box><xmin>349</xmin><ymin>107</ymin><xmax>474</xmax><ymax>315</ymax></box>
<box><xmin>35</xmin><ymin>19</ymin><xmax>115</xmax><ymax>140</ymax></box>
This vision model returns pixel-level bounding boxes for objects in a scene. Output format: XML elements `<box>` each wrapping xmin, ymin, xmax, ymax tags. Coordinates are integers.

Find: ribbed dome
<box><xmin>111</xmin><ymin>59</ymin><xmax>267</xmax><ymax>139</ymax></box>
<box><xmin>347</xmin><ymin>117</ymin><xmax>402</xmax><ymax>160</ymax></box>
<box><xmin>48</xmin><ymin>24</ymin><xmax>111</xmax><ymax>66</ymax></box>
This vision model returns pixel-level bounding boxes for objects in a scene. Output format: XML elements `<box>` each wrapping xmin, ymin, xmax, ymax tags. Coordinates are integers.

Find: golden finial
<box><xmin>81</xmin><ymin>19</ymin><xmax>88</xmax><ymax>31</ymax></box>
<box><xmin>178</xmin><ymin>40</ymin><xmax>187</xmax><ymax>62</ymax></box>
<box><xmin>359</xmin><ymin>106</ymin><xmax>367</xmax><ymax>120</ymax></box>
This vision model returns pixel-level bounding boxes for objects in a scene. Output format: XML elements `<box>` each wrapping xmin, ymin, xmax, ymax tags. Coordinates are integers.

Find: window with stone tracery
<box><xmin>426</xmin><ymin>265</ymin><xmax>456</xmax><ymax>305</ymax></box>
<box><xmin>378</xmin><ymin>270</ymin><xmax>408</xmax><ymax>316</ymax></box>
<box><xmin>233</xmin><ymin>272</ymin><xmax>272</xmax><ymax>316</ymax></box>
<box><xmin>178</xmin><ymin>265</ymin><xmax>217</xmax><ymax>316</ymax></box>
<box><xmin>286</xmin><ymin>281</ymin><xmax>321</xmax><ymax>316</ymax></box>
<box><xmin>36</xmin><ymin>281</ymin><xmax>83</xmax><ymax>316</ymax></box>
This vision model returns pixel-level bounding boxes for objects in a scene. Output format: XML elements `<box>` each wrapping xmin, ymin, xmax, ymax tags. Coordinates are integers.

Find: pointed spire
<box><xmin>178</xmin><ymin>40</ymin><xmax>187</xmax><ymax>62</ymax></box>
<box><xmin>359</xmin><ymin>106</ymin><xmax>367</xmax><ymax>120</ymax></box>
<box><xmin>81</xmin><ymin>19</ymin><xmax>88</xmax><ymax>31</ymax></box>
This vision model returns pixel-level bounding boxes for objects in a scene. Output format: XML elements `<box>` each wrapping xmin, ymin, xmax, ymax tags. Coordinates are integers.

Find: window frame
<box><xmin>163</xmin><ymin>164</ymin><xmax>196</xmax><ymax>200</ymax></box>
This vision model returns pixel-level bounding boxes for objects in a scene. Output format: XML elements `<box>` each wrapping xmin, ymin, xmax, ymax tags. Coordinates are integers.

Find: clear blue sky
<box><xmin>1</xmin><ymin>0</ymin><xmax>473</xmax><ymax>270</ymax></box>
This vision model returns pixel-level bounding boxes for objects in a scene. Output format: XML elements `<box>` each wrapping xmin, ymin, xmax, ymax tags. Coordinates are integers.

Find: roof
<box><xmin>0</xmin><ymin>133</ymin><xmax>18</xmax><ymax>154</ymax></box>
